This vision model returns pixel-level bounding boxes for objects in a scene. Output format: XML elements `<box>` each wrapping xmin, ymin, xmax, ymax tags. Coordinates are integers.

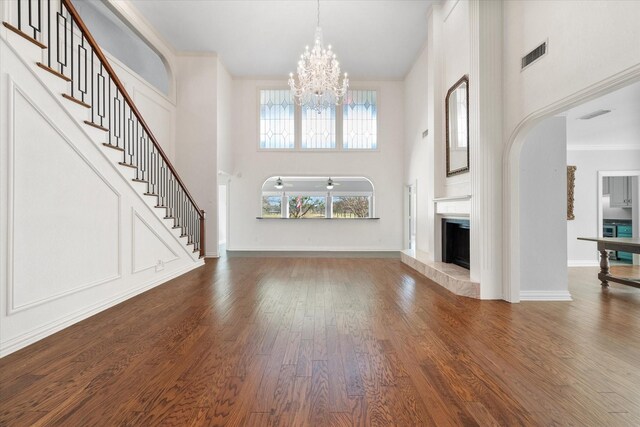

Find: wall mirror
<box><xmin>446</xmin><ymin>75</ymin><xmax>470</xmax><ymax>176</ymax></box>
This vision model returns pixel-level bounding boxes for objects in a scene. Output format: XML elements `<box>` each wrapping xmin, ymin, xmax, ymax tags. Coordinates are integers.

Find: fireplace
<box><xmin>442</xmin><ymin>218</ymin><xmax>470</xmax><ymax>269</ymax></box>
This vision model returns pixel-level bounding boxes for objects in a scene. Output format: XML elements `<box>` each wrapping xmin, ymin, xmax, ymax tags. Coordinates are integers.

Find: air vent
<box><xmin>578</xmin><ymin>109</ymin><xmax>611</xmax><ymax>120</ymax></box>
<box><xmin>521</xmin><ymin>41</ymin><xmax>547</xmax><ymax>70</ymax></box>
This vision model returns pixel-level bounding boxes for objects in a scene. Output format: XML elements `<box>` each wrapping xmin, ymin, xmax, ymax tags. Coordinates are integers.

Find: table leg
<box><xmin>599</xmin><ymin>249</ymin><xmax>610</xmax><ymax>288</ymax></box>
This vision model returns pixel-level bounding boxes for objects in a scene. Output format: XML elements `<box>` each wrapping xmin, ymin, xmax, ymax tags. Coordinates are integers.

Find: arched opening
<box><xmin>260</xmin><ymin>176</ymin><xmax>375</xmax><ymax>219</ymax></box>
<box><xmin>504</xmin><ymin>76</ymin><xmax>640</xmax><ymax>301</ymax></box>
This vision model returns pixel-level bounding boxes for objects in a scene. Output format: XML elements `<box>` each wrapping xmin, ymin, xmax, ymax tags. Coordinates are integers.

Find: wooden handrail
<box><xmin>61</xmin><ymin>0</ymin><xmax>204</xmax><ymax>221</ymax></box>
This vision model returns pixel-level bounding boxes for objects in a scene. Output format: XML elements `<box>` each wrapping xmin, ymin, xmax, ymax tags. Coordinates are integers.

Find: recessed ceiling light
<box><xmin>578</xmin><ymin>109</ymin><xmax>611</xmax><ymax>120</ymax></box>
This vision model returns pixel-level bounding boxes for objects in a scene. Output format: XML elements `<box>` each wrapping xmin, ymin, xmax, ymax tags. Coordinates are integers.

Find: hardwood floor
<box><xmin>1</xmin><ymin>258</ymin><xmax>639</xmax><ymax>426</ymax></box>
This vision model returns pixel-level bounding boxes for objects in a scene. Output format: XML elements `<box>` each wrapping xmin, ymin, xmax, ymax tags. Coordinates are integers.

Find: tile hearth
<box><xmin>401</xmin><ymin>249</ymin><xmax>480</xmax><ymax>298</ymax></box>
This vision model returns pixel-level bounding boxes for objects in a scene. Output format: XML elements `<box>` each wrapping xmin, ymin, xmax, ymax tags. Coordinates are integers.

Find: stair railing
<box><xmin>3</xmin><ymin>0</ymin><xmax>206</xmax><ymax>258</ymax></box>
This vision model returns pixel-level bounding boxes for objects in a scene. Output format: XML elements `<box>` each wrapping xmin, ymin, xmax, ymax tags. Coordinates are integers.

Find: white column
<box><xmin>326</xmin><ymin>192</ymin><xmax>333</xmax><ymax>218</ymax></box>
<box><xmin>469</xmin><ymin>0</ymin><xmax>504</xmax><ymax>299</ymax></box>
<box><xmin>426</xmin><ymin>4</ymin><xmax>442</xmax><ymax>261</ymax></box>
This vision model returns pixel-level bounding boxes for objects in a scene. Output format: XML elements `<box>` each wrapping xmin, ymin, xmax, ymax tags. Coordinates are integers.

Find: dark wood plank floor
<box><xmin>1</xmin><ymin>258</ymin><xmax>639</xmax><ymax>426</ymax></box>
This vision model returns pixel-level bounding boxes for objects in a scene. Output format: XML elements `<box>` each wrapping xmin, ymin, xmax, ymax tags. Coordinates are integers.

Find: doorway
<box><xmin>406</xmin><ymin>184</ymin><xmax>417</xmax><ymax>250</ymax></box>
<box><xmin>218</xmin><ymin>183</ymin><xmax>227</xmax><ymax>254</ymax></box>
<box><xmin>598</xmin><ymin>172</ymin><xmax>639</xmax><ymax>266</ymax></box>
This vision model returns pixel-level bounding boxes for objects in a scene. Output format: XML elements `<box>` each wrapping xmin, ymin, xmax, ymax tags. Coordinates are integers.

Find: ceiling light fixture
<box><xmin>288</xmin><ymin>0</ymin><xmax>348</xmax><ymax>113</ymax></box>
<box><xmin>578</xmin><ymin>109</ymin><xmax>612</xmax><ymax>120</ymax></box>
<box><xmin>326</xmin><ymin>178</ymin><xmax>334</xmax><ymax>190</ymax></box>
<box><xmin>275</xmin><ymin>177</ymin><xmax>284</xmax><ymax>190</ymax></box>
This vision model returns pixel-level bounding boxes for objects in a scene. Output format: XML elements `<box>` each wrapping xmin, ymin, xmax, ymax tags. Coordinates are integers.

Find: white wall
<box><xmin>228</xmin><ymin>79</ymin><xmax>404</xmax><ymax>252</ymax></box>
<box><xmin>0</xmin><ymin>36</ymin><xmax>201</xmax><ymax>356</ymax></box>
<box><xmin>217</xmin><ymin>61</ymin><xmax>234</xmax><ymax>176</ymax></box>
<box><xmin>503</xmin><ymin>1</ymin><xmax>640</xmax><ymax>141</ymax></box>
<box><xmin>567</xmin><ymin>149</ymin><xmax>640</xmax><ymax>265</ymax></box>
<box><xmin>106</xmin><ymin>53</ymin><xmax>177</xmax><ymax>163</ymax></box>
<box><xmin>519</xmin><ymin>117</ymin><xmax>569</xmax><ymax>296</ymax></box>
<box><xmin>403</xmin><ymin>44</ymin><xmax>430</xmax><ymax>253</ymax></box>
<box><xmin>174</xmin><ymin>54</ymin><xmax>219</xmax><ymax>257</ymax></box>
<box><xmin>403</xmin><ymin>0</ymin><xmax>472</xmax><ymax>260</ymax></box>
<box><xmin>438</xmin><ymin>0</ymin><xmax>471</xmax><ymax>199</ymax></box>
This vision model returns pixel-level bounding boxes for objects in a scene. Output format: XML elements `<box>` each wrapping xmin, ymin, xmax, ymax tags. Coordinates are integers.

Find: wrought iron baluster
<box><xmin>70</xmin><ymin>16</ymin><xmax>74</xmax><ymax>97</ymax></box>
<box><xmin>28</xmin><ymin>0</ymin><xmax>42</xmax><ymax>40</ymax></box>
<box><xmin>97</xmin><ymin>64</ymin><xmax>105</xmax><ymax>126</ymax></box>
<box><xmin>107</xmin><ymin>76</ymin><xmax>112</xmax><ymax>145</ymax></box>
<box><xmin>78</xmin><ymin>35</ymin><xmax>87</xmax><ymax>103</ymax></box>
<box><xmin>56</xmin><ymin>0</ymin><xmax>68</xmax><ymax>74</ymax></box>
<box><xmin>17</xmin><ymin>0</ymin><xmax>22</xmax><ymax>31</ymax></box>
<box><xmin>47</xmin><ymin>0</ymin><xmax>51</xmax><ymax>66</ymax></box>
<box><xmin>90</xmin><ymin>48</ymin><xmax>94</xmax><ymax>123</ymax></box>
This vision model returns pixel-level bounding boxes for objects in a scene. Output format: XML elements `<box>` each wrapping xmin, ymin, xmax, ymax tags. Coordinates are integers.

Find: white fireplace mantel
<box><xmin>434</xmin><ymin>195</ymin><xmax>472</xmax><ymax>216</ymax></box>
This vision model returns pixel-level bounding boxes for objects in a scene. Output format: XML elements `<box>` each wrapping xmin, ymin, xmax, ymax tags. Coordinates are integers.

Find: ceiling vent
<box><xmin>521</xmin><ymin>41</ymin><xmax>547</xmax><ymax>70</ymax></box>
<box><xmin>578</xmin><ymin>109</ymin><xmax>611</xmax><ymax>120</ymax></box>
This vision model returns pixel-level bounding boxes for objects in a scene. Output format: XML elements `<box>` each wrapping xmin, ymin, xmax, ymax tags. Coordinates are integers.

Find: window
<box><xmin>343</xmin><ymin>90</ymin><xmax>377</xmax><ymax>150</ymax></box>
<box><xmin>288</xmin><ymin>196</ymin><xmax>326</xmax><ymax>218</ymax></box>
<box><xmin>259</xmin><ymin>90</ymin><xmax>295</xmax><ymax>149</ymax></box>
<box><xmin>259</xmin><ymin>89</ymin><xmax>377</xmax><ymax>150</ymax></box>
<box><xmin>332</xmin><ymin>196</ymin><xmax>371</xmax><ymax>218</ymax></box>
<box><xmin>259</xmin><ymin>177</ymin><xmax>375</xmax><ymax>219</ymax></box>
<box><xmin>301</xmin><ymin>105</ymin><xmax>336</xmax><ymax>149</ymax></box>
<box><xmin>261</xmin><ymin>196</ymin><xmax>282</xmax><ymax>218</ymax></box>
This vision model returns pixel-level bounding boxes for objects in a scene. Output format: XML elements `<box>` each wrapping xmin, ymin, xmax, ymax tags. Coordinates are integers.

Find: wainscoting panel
<box><xmin>0</xmin><ymin>38</ymin><xmax>202</xmax><ymax>357</ymax></box>
<box><xmin>9</xmin><ymin>85</ymin><xmax>121</xmax><ymax>313</ymax></box>
<box><xmin>132</xmin><ymin>209</ymin><xmax>179</xmax><ymax>273</ymax></box>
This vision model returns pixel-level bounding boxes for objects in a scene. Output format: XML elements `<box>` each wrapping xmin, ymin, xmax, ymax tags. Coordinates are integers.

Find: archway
<box><xmin>503</xmin><ymin>71</ymin><xmax>640</xmax><ymax>302</ymax></box>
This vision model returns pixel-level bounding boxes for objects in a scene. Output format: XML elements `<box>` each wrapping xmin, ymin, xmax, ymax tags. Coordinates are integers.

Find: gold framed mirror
<box><xmin>445</xmin><ymin>75</ymin><xmax>470</xmax><ymax>177</ymax></box>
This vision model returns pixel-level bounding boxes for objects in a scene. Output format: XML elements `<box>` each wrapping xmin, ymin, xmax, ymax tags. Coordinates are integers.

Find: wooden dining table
<box><xmin>577</xmin><ymin>237</ymin><xmax>640</xmax><ymax>289</ymax></box>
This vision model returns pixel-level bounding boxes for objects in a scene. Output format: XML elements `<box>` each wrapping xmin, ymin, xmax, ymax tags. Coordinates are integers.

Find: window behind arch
<box><xmin>260</xmin><ymin>176</ymin><xmax>374</xmax><ymax>219</ymax></box>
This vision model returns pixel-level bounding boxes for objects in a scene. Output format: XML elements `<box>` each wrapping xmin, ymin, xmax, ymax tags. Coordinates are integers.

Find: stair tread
<box><xmin>3</xmin><ymin>22</ymin><xmax>47</xmax><ymax>49</ymax></box>
<box><xmin>118</xmin><ymin>162</ymin><xmax>137</xmax><ymax>169</ymax></box>
<box><xmin>102</xmin><ymin>143</ymin><xmax>124</xmax><ymax>152</ymax></box>
<box><xmin>84</xmin><ymin>121</ymin><xmax>109</xmax><ymax>132</ymax></box>
<box><xmin>62</xmin><ymin>93</ymin><xmax>90</xmax><ymax>108</ymax></box>
<box><xmin>36</xmin><ymin>62</ymin><xmax>71</xmax><ymax>82</ymax></box>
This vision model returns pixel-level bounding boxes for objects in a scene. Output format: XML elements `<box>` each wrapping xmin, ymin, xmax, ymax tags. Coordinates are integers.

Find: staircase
<box><xmin>2</xmin><ymin>0</ymin><xmax>205</xmax><ymax>258</ymax></box>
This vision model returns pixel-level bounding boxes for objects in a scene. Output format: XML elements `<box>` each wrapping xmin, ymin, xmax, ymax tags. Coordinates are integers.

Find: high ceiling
<box><xmin>563</xmin><ymin>80</ymin><xmax>640</xmax><ymax>147</ymax></box>
<box><xmin>128</xmin><ymin>0</ymin><xmax>436</xmax><ymax>79</ymax></box>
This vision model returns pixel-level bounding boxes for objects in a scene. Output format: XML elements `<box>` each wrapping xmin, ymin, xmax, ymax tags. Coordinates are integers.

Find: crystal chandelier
<box><xmin>288</xmin><ymin>0</ymin><xmax>349</xmax><ymax>113</ymax></box>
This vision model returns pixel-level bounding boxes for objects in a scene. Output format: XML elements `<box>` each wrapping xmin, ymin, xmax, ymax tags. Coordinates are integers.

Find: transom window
<box><xmin>260</xmin><ymin>176</ymin><xmax>375</xmax><ymax>219</ymax></box>
<box><xmin>259</xmin><ymin>89</ymin><xmax>378</xmax><ymax>151</ymax></box>
<box><xmin>259</xmin><ymin>89</ymin><xmax>295</xmax><ymax>149</ymax></box>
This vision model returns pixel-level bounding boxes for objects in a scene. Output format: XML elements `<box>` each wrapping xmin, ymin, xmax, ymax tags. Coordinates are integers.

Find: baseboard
<box><xmin>568</xmin><ymin>260</ymin><xmax>599</xmax><ymax>267</ymax></box>
<box><xmin>519</xmin><ymin>290</ymin><xmax>573</xmax><ymax>302</ymax></box>
<box><xmin>0</xmin><ymin>260</ymin><xmax>204</xmax><ymax>357</ymax></box>
<box><xmin>225</xmin><ymin>249</ymin><xmax>401</xmax><ymax>258</ymax></box>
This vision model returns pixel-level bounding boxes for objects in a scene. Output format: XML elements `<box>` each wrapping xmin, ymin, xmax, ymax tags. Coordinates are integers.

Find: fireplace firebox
<box><xmin>442</xmin><ymin>218</ymin><xmax>470</xmax><ymax>270</ymax></box>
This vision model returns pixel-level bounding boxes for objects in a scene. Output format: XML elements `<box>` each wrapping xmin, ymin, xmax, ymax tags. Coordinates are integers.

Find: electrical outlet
<box><xmin>155</xmin><ymin>259</ymin><xmax>165</xmax><ymax>272</ymax></box>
